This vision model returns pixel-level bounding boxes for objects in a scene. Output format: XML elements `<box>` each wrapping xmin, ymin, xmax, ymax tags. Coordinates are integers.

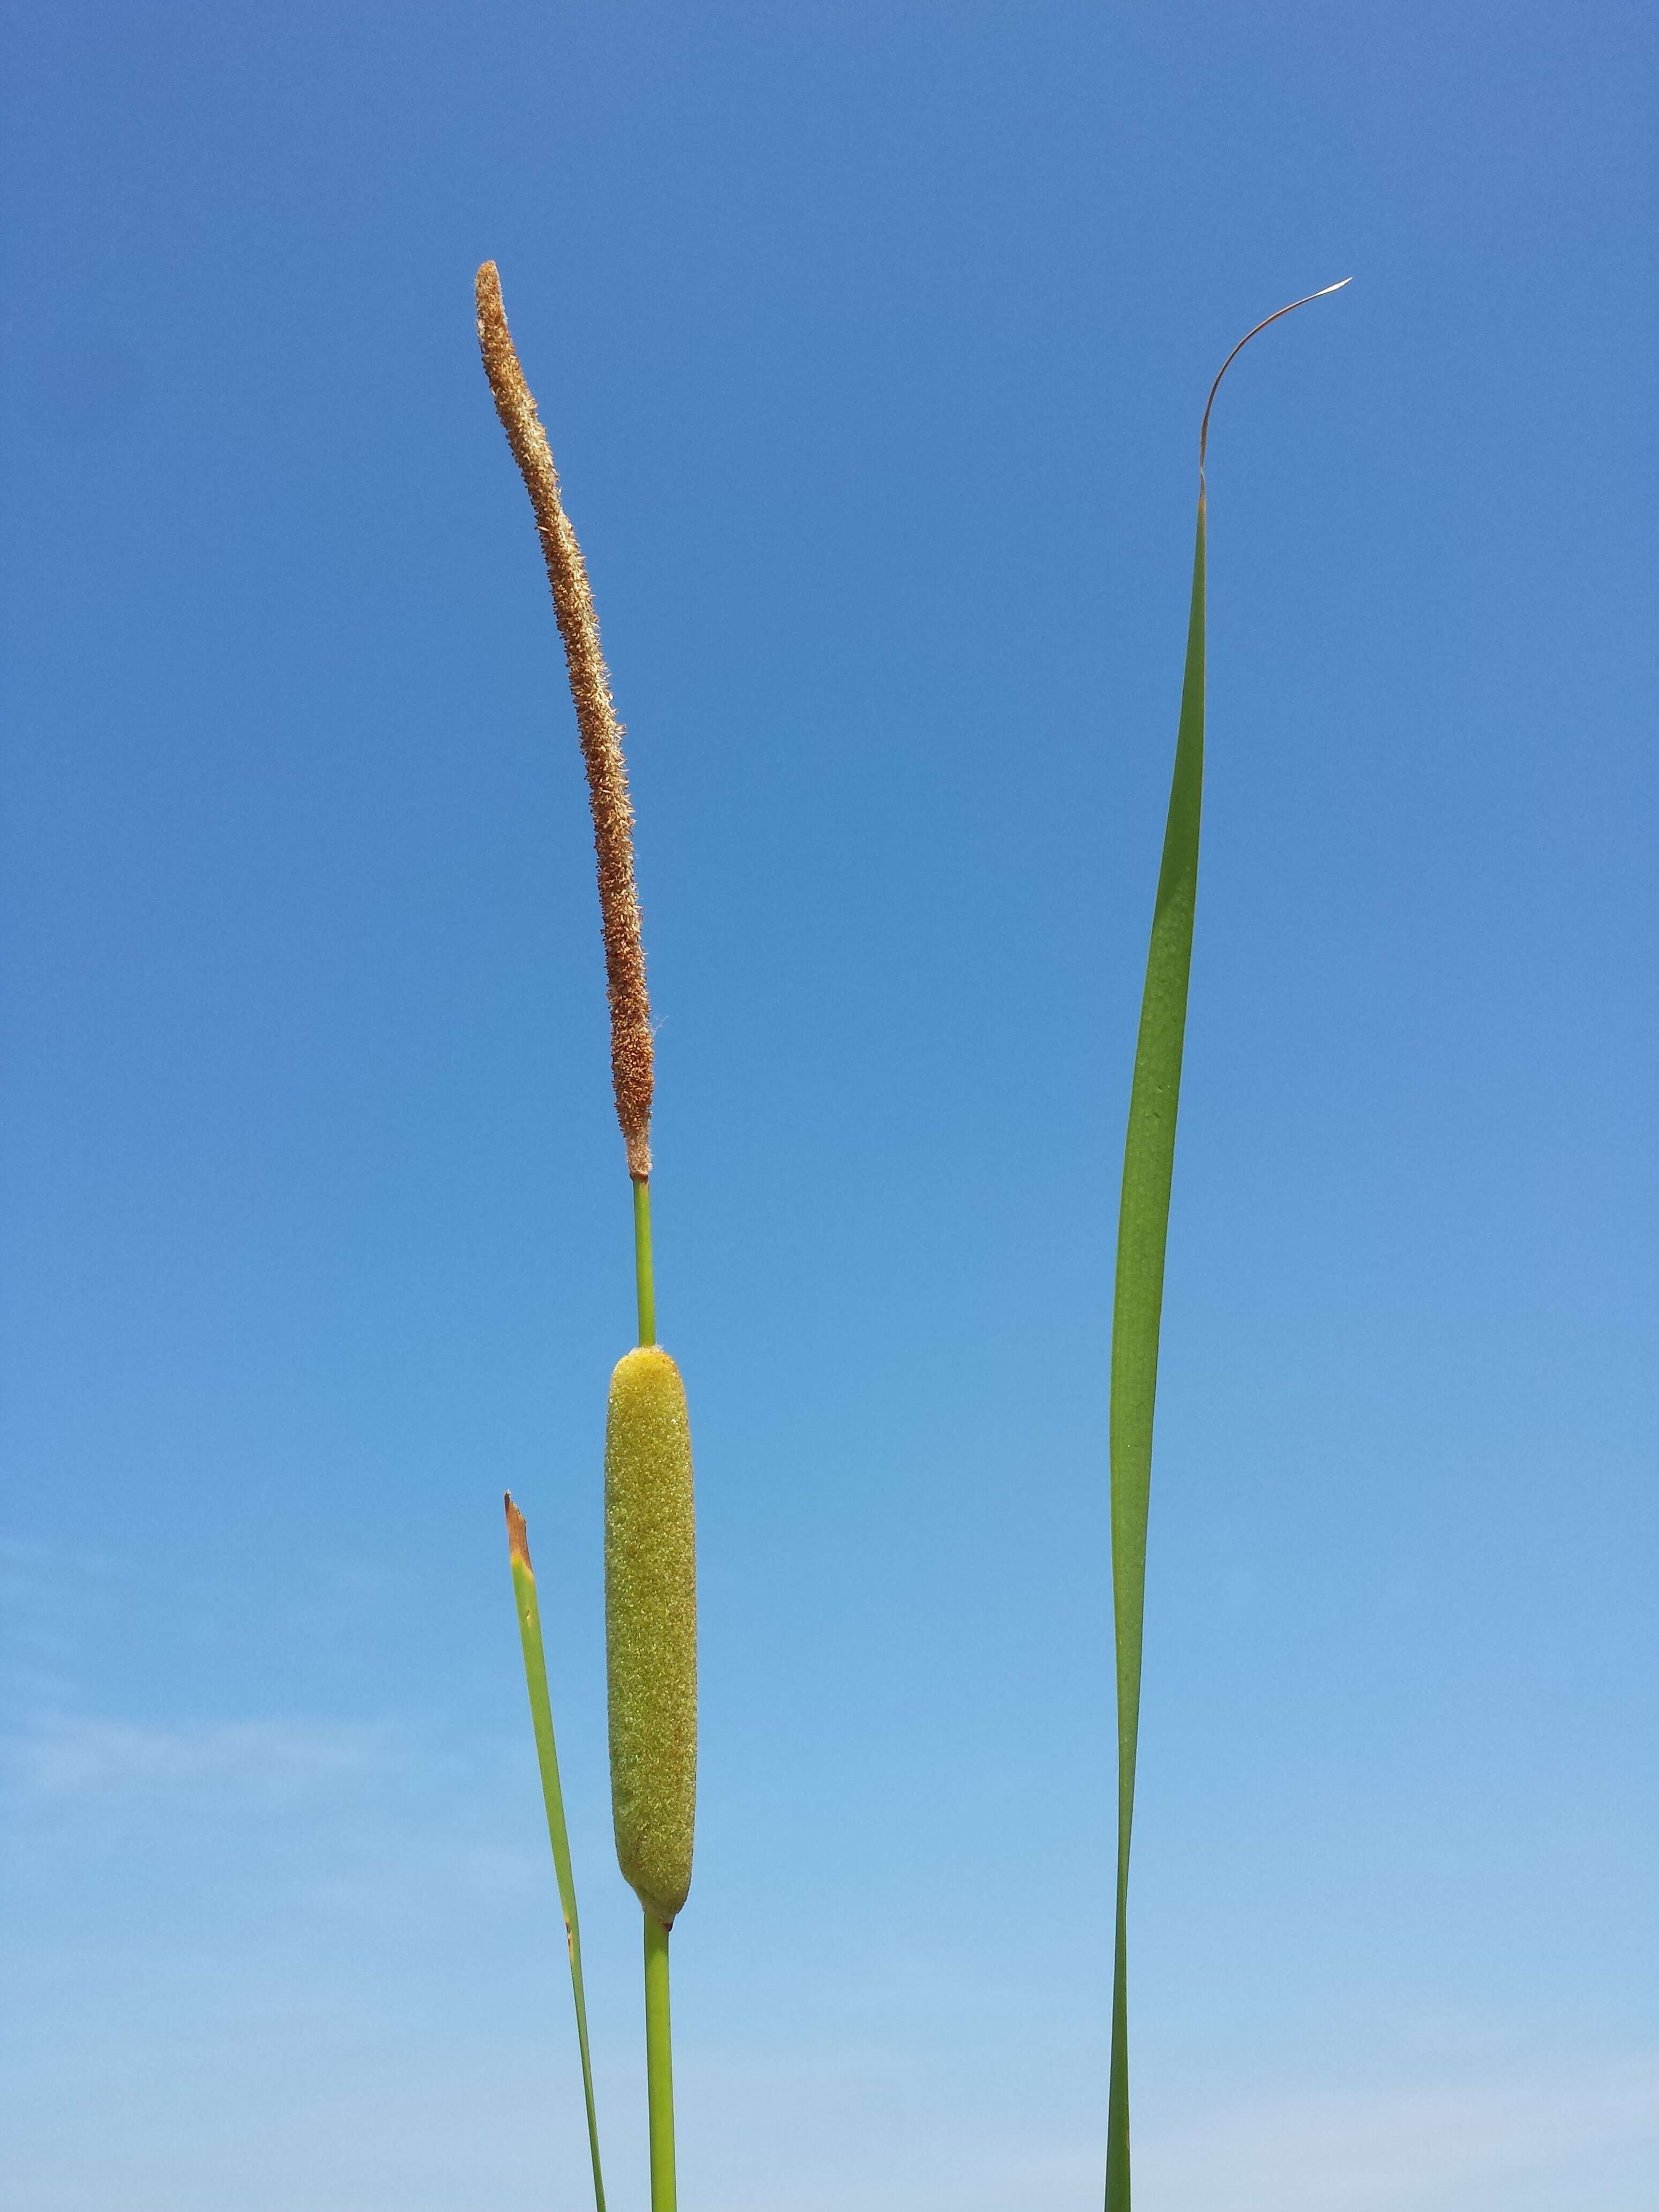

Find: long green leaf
<box><xmin>1104</xmin><ymin>283</ymin><xmax>1348</xmax><ymax>2212</ymax></box>
<box><xmin>506</xmin><ymin>1496</ymin><xmax>608</xmax><ymax>2212</ymax></box>
<box><xmin>1105</xmin><ymin>500</ymin><xmax>1205</xmax><ymax>2212</ymax></box>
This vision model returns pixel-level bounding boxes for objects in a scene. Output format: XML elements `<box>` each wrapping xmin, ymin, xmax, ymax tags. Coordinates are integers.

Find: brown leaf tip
<box><xmin>504</xmin><ymin>1491</ymin><xmax>532</xmax><ymax>1570</ymax></box>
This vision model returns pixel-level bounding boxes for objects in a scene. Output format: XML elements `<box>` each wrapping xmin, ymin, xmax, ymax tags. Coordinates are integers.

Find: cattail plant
<box><xmin>1105</xmin><ymin>280</ymin><xmax>1348</xmax><ymax>2212</ymax></box>
<box><xmin>471</xmin><ymin>249</ymin><xmax>1341</xmax><ymax>2212</ymax></box>
<box><xmin>478</xmin><ymin>260</ymin><xmax>696</xmax><ymax>2212</ymax></box>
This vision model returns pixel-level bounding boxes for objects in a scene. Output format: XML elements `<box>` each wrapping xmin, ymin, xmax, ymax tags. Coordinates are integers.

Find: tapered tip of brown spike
<box><xmin>504</xmin><ymin>1492</ymin><xmax>532</xmax><ymax>1569</ymax></box>
<box><xmin>475</xmin><ymin>259</ymin><xmax>502</xmax><ymax>320</ymax></box>
<box><xmin>475</xmin><ymin>263</ymin><xmax>517</xmax><ymax>396</ymax></box>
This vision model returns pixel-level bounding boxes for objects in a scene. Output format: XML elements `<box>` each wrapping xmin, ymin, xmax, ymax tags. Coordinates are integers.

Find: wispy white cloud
<box><xmin>4</xmin><ymin>1714</ymin><xmax>393</xmax><ymax>1806</ymax></box>
<box><xmin>1137</xmin><ymin>2057</ymin><xmax>1659</xmax><ymax>2210</ymax></box>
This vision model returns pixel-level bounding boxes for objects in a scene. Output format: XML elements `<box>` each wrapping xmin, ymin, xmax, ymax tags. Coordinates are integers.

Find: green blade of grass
<box><xmin>505</xmin><ymin>1495</ymin><xmax>608</xmax><ymax>2212</ymax></box>
<box><xmin>1104</xmin><ymin>282</ymin><xmax>1349</xmax><ymax>2212</ymax></box>
<box><xmin>1105</xmin><ymin>500</ymin><xmax>1205</xmax><ymax>2212</ymax></box>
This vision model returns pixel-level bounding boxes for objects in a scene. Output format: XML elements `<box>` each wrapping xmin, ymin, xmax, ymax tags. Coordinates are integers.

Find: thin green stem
<box><xmin>642</xmin><ymin>1912</ymin><xmax>677</xmax><ymax>2212</ymax></box>
<box><xmin>509</xmin><ymin>1536</ymin><xmax>608</xmax><ymax>2212</ymax></box>
<box><xmin>632</xmin><ymin>1176</ymin><xmax>656</xmax><ymax>1347</ymax></box>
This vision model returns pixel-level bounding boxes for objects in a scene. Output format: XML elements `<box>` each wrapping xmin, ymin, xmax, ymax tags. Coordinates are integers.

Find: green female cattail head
<box><xmin>605</xmin><ymin>1344</ymin><xmax>697</xmax><ymax>1926</ymax></box>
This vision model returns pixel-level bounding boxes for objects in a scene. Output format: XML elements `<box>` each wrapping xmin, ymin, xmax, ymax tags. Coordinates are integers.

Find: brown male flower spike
<box><xmin>475</xmin><ymin>260</ymin><xmax>654</xmax><ymax>1179</ymax></box>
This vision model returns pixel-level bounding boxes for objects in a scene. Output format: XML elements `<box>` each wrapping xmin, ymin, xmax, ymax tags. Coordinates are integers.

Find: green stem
<box><xmin>632</xmin><ymin>1176</ymin><xmax>656</xmax><ymax>1347</ymax></box>
<box><xmin>510</xmin><ymin>1544</ymin><xmax>608</xmax><ymax>2212</ymax></box>
<box><xmin>642</xmin><ymin>1912</ymin><xmax>677</xmax><ymax>2212</ymax></box>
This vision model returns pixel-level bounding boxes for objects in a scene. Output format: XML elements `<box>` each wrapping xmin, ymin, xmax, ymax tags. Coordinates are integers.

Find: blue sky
<box><xmin>2</xmin><ymin>4</ymin><xmax>1654</xmax><ymax>2207</ymax></box>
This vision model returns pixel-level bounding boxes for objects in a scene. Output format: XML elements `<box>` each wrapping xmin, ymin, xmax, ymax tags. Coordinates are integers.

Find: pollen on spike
<box><xmin>475</xmin><ymin>263</ymin><xmax>655</xmax><ymax>1182</ymax></box>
